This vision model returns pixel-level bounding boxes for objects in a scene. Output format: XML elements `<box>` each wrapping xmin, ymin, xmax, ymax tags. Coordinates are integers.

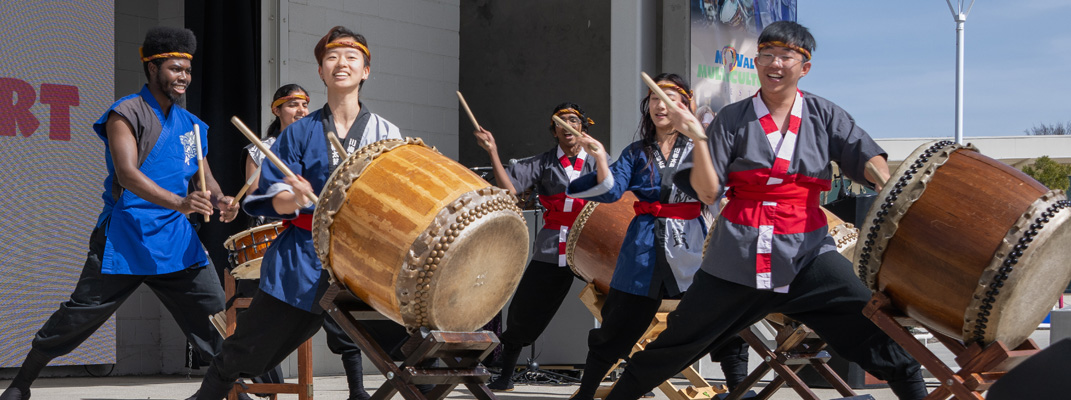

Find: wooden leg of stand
<box><xmin>298</xmin><ymin>338</ymin><xmax>314</xmax><ymax>400</ymax></box>
<box><xmin>324</xmin><ymin>307</ymin><xmax>425</xmax><ymax>400</ymax></box>
<box><xmin>809</xmin><ymin>359</ymin><xmax>857</xmax><ymax>398</ymax></box>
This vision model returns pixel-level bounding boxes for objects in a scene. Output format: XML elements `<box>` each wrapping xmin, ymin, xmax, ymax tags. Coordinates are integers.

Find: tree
<box><xmin>1021</xmin><ymin>156</ymin><xmax>1071</xmax><ymax>191</ymax></box>
<box><xmin>1024</xmin><ymin>122</ymin><xmax>1071</xmax><ymax>136</ymax></box>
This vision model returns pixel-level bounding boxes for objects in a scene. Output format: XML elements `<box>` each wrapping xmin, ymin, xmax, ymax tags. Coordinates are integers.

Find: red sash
<box><xmin>282</xmin><ymin>213</ymin><xmax>313</xmax><ymax>231</ymax></box>
<box><xmin>633</xmin><ymin>201</ymin><xmax>702</xmax><ymax>220</ymax></box>
<box><xmin>539</xmin><ymin>192</ymin><xmax>586</xmax><ymax>229</ymax></box>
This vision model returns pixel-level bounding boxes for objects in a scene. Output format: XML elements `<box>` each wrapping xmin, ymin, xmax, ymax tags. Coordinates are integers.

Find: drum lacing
<box><xmin>970</xmin><ymin>199</ymin><xmax>1071</xmax><ymax>344</ymax></box>
<box><xmin>857</xmin><ymin>140</ymin><xmax>955</xmax><ymax>280</ymax></box>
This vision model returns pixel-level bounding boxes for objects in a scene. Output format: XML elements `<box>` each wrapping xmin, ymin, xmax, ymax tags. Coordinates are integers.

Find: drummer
<box><xmin>564</xmin><ymin>73</ymin><xmax>749</xmax><ymax>399</ymax></box>
<box><xmin>600</xmin><ymin>21</ymin><xmax>927</xmax><ymax>400</ymax></box>
<box><xmin>471</xmin><ymin>103</ymin><xmax>600</xmax><ymax>391</ymax></box>
<box><xmin>190</xmin><ymin>26</ymin><xmax>401</xmax><ymax>400</ymax></box>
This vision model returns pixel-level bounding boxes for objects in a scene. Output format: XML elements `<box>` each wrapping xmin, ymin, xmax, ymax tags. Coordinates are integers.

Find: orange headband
<box><xmin>138</xmin><ymin>47</ymin><xmax>193</xmax><ymax>63</ymax></box>
<box><xmin>325</xmin><ymin>40</ymin><xmax>370</xmax><ymax>59</ymax></box>
<box><xmin>648</xmin><ymin>83</ymin><xmax>692</xmax><ymax>103</ymax></box>
<box><xmin>758</xmin><ymin>40</ymin><xmax>811</xmax><ymax>61</ymax></box>
<box><xmin>554</xmin><ymin>108</ymin><xmax>595</xmax><ymax>126</ymax></box>
<box><xmin>271</xmin><ymin>94</ymin><xmax>310</xmax><ymax>109</ymax></box>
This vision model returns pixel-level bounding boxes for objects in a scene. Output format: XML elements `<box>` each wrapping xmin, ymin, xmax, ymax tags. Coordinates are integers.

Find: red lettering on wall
<box><xmin>40</xmin><ymin>84</ymin><xmax>79</xmax><ymax>141</ymax></box>
<box><xmin>0</xmin><ymin>78</ymin><xmax>80</xmax><ymax>141</ymax></box>
<box><xmin>0</xmin><ymin>78</ymin><xmax>40</xmax><ymax>137</ymax></box>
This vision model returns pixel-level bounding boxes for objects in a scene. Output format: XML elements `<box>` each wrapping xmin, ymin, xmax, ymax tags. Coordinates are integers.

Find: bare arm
<box><xmin>244</xmin><ymin>155</ymin><xmax>262</xmax><ymax>192</ymax></box>
<box><xmin>863</xmin><ymin>155</ymin><xmax>890</xmax><ymax>191</ymax></box>
<box><xmin>106</xmin><ymin>112</ymin><xmax>213</xmax><ymax>216</ymax></box>
<box><xmin>200</xmin><ymin>160</ymin><xmax>238</xmax><ymax>222</ymax></box>
<box><xmin>474</xmin><ymin>128</ymin><xmax>517</xmax><ymax>194</ymax></box>
<box><xmin>271</xmin><ymin>175</ymin><xmax>315</xmax><ymax>215</ymax></box>
<box><xmin>575</xmin><ymin>133</ymin><xmax>610</xmax><ymax>184</ymax></box>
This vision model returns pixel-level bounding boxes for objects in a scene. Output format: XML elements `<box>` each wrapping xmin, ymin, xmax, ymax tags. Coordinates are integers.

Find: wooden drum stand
<box><xmin>318</xmin><ymin>283</ymin><xmax>500</xmax><ymax>400</ymax></box>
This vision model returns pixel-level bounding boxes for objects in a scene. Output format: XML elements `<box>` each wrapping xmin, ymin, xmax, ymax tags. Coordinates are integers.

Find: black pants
<box><xmin>604</xmin><ymin>251</ymin><xmax>922</xmax><ymax>400</ymax></box>
<box><xmin>31</xmin><ymin>226</ymin><xmax>225</xmax><ymax>362</ymax></box>
<box><xmin>499</xmin><ymin>260</ymin><xmax>578</xmax><ymax>347</ymax></box>
<box><xmin>197</xmin><ymin>290</ymin><xmax>326</xmax><ymax>400</ymax></box>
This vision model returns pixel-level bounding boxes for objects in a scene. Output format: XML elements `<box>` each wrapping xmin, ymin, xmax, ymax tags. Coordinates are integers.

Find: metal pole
<box><xmin>955</xmin><ymin>13</ymin><xmax>965</xmax><ymax>145</ymax></box>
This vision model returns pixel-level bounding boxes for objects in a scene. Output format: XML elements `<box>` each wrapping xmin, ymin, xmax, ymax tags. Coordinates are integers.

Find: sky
<box><xmin>797</xmin><ymin>1</ymin><xmax>1071</xmax><ymax>139</ymax></box>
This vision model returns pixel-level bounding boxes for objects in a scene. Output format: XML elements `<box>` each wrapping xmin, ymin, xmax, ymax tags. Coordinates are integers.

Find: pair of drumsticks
<box><xmin>459</xmin><ymin>72</ymin><xmax>709</xmax><ymax>152</ymax></box>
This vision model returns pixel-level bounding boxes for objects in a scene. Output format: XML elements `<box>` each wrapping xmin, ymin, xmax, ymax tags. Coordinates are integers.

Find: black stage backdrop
<box><xmin>186</xmin><ymin>0</ymin><xmax>261</xmax><ymax>285</ymax></box>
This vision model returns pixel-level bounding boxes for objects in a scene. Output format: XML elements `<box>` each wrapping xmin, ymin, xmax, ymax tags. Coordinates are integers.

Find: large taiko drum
<box><xmin>855</xmin><ymin>140</ymin><xmax>1071</xmax><ymax>347</ymax></box>
<box><xmin>565</xmin><ymin>191</ymin><xmax>639</xmax><ymax>295</ymax></box>
<box><xmin>312</xmin><ymin>138</ymin><xmax>530</xmax><ymax>332</ymax></box>
<box><xmin>224</xmin><ymin>222</ymin><xmax>284</xmax><ymax>279</ymax></box>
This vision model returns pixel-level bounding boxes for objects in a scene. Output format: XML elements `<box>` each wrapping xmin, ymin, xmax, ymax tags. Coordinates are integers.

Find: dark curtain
<box><xmin>185</xmin><ymin>0</ymin><xmax>260</xmax><ymax>290</ymax></box>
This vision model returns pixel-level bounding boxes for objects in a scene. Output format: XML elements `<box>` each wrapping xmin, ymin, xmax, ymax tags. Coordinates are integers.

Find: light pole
<box><xmin>946</xmin><ymin>0</ymin><xmax>976</xmax><ymax>145</ymax></box>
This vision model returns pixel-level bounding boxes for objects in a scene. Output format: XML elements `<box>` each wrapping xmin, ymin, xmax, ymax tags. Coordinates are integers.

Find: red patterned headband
<box><xmin>758</xmin><ymin>40</ymin><xmax>811</xmax><ymax>60</ymax></box>
<box><xmin>271</xmin><ymin>94</ymin><xmax>310</xmax><ymax>109</ymax></box>
<box><xmin>554</xmin><ymin>108</ymin><xmax>594</xmax><ymax>126</ymax></box>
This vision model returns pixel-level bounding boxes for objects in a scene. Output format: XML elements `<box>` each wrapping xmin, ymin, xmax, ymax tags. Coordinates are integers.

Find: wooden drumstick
<box><xmin>865</xmin><ymin>161</ymin><xmax>889</xmax><ymax>189</ymax></box>
<box><xmin>230</xmin><ymin>116</ymin><xmax>319</xmax><ymax>204</ymax></box>
<box><xmin>640</xmin><ymin>72</ymin><xmax>708</xmax><ymax>141</ymax></box>
<box><xmin>551</xmin><ymin>115</ymin><xmax>600</xmax><ymax>154</ymax></box>
<box><xmin>327</xmin><ymin>132</ymin><xmax>348</xmax><ymax>158</ymax></box>
<box><xmin>456</xmin><ymin>91</ymin><xmax>490</xmax><ymax>147</ymax></box>
<box><xmin>228</xmin><ymin>163</ymin><xmax>261</xmax><ymax>207</ymax></box>
<box><xmin>193</xmin><ymin>124</ymin><xmax>210</xmax><ymax>222</ymax></box>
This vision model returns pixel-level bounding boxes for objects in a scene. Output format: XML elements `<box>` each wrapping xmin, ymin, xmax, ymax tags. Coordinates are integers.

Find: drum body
<box><xmin>856</xmin><ymin>141</ymin><xmax>1071</xmax><ymax>347</ymax></box>
<box><xmin>224</xmin><ymin>222</ymin><xmax>284</xmax><ymax>279</ymax></box>
<box><xmin>313</xmin><ymin>138</ymin><xmax>529</xmax><ymax>332</ymax></box>
<box><xmin>565</xmin><ymin>191</ymin><xmax>640</xmax><ymax>295</ymax></box>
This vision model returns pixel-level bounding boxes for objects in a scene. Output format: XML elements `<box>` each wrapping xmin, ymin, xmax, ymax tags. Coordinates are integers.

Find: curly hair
<box><xmin>141</xmin><ymin>26</ymin><xmax>196</xmax><ymax>79</ymax></box>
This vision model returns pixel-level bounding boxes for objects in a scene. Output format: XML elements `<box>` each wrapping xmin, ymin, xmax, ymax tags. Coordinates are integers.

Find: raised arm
<box><xmin>473</xmin><ymin>128</ymin><xmax>517</xmax><ymax>194</ymax></box>
<box><xmin>666</xmin><ymin>99</ymin><xmax>720</xmax><ymax>204</ymax></box>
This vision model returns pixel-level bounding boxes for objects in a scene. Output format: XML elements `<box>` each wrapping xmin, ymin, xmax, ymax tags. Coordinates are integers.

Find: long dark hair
<box><xmin>265</xmin><ymin>83</ymin><xmax>309</xmax><ymax>139</ymax></box>
<box><xmin>637</xmin><ymin>73</ymin><xmax>692</xmax><ymax>165</ymax></box>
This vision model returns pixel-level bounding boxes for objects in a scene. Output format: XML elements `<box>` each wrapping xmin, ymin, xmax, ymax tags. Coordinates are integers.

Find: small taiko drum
<box><xmin>824</xmin><ymin>207</ymin><xmax>859</xmax><ymax>257</ymax></box>
<box><xmin>224</xmin><ymin>222</ymin><xmax>284</xmax><ymax>280</ymax></box>
<box><xmin>565</xmin><ymin>191</ymin><xmax>640</xmax><ymax>295</ymax></box>
<box><xmin>312</xmin><ymin>138</ymin><xmax>529</xmax><ymax>332</ymax></box>
<box><xmin>855</xmin><ymin>140</ymin><xmax>1071</xmax><ymax>347</ymax></box>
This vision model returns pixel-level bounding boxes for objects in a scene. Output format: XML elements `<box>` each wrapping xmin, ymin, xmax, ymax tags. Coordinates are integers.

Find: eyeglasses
<box><xmin>559</xmin><ymin>115</ymin><xmax>582</xmax><ymax>125</ymax></box>
<box><xmin>755</xmin><ymin>53</ymin><xmax>804</xmax><ymax>68</ymax></box>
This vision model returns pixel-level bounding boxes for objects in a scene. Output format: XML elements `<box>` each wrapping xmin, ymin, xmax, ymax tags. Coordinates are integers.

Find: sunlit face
<box><xmin>152</xmin><ymin>58</ymin><xmax>192</xmax><ymax>103</ymax></box>
<box><xmin>273</xmin><ymin>90</ymin><xmax>310</xmax><ymax>131</ymax></box>
<box><xmin>648</xmin><ymin>80</ymin><xmax>685</xmax><ymax>131</ymax></box>
<box><xmin>755</xmin><ymin>45</ymin><xmax>810</xmax><ymax>94</ymax></box>
<box><xmin>317</xmin><ymin>38</ymin><xmax>370</xmax><ymax>91</ymax></box>
<box><xmin>552</xmin><ymin>112</ymin><xmax>584</xmax><ymax>147</ymax></box>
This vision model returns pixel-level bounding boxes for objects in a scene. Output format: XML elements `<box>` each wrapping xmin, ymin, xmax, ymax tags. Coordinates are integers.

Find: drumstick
<box><xmin>865</xmin><ymin>161</ymin><xmax>889</xmax><ymax>189</ymax></box>
<box><xmin>327</xmin><ymin>131</ymin><xmax>348</xmax><ymax>158</ymax></box>
<box><xmin>228</xmin><ymin>163</ymin><xmax>262</xmax><ymax>207</ymax></box>
<box><xmin>640</xmin><ymin>72</ymin><xmax>708</xmax><ymax>141</ymax></box>
<box><xmin>193</xmin><ymin>124</ymin><xmax>210</xmax><ymax>222</ymax></box>
<box><xmin>230</xmin><ymin>116</ymin><xmax>319</xmax><ymax>204</ymax></box>
<box><xmin>551</xmin><ymin>115</ymin><xmax>600</xmax><ymax>154</ymax></box>
<box><xmin>456</xmin><ymin>91</ymin><xmax>490</xmax><ymax>147</ymax></box>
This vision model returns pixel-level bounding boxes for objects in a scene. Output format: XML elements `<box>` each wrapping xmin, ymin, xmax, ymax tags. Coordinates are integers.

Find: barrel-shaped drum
<box><xmin>566</xmin><ymin>191</ymin><xmax>639</xmax><ymax>295</ymax></box>
<box><xmin>224</xmin><ymin>222</ymin><xmax>284</xmax><ymax>279</ymax></box>
<box><xmin>313</xmin><ymin>138</ymin><xmax>530</xmax><ymax>332</ymax></box>
<box><xmin>855</xmin><ymin>140</ymin><xmax>1071</xmax><ymax>347</ymax></box>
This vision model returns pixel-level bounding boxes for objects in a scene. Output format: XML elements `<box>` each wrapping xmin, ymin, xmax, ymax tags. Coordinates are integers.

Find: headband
<box><xmin>325</xmin><ymin>40</ymin><xmax>370</xmax><ymax>59</ymax></box>
<box><xmin>139</xmin><ymin>47</ymin><xmax>193</xmax><ymax>63</ymax></box>
<box><xmin>648</xmin><ymin>83</ymin><xmax>693</xmax><ymax>103</ymax></box>
<box><xmin>757</xmin><ymin>40</ymin><xmax>811</xmax><ymax>61</ymax></box>
<box><xmin>554</xmin><ymin>108</ymin><xmax>595</xmax><ymax>126</ymax></box>
<box><xmin>271</xmin><ymin>94</ymin><xmax>310</xmax><ymax>109</ymax></box>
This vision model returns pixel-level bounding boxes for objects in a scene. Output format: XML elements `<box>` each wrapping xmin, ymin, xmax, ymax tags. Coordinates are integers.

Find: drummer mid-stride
<box><xmin>1</xmin><ymin>26</ymin><xmax>238</xmax><ymax>400</ymax></box>
<box><xmin>600</xmin><ymin>21</ymin><xmax>928</xmax><ymax>400</ymax></box>
<box><xmin>189</xmin><ymin>26</ymin><xmax>401</xmax><ymax>400</ymax></box>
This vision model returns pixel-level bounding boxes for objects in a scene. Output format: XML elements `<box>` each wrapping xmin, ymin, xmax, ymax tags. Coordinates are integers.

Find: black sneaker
<box><xmin>640</xmin><ymin>391</ymin><xmax>656</xmax><ymax>398</ymax></box>
<box><xmin>487</xmin><ymin>376</ymin><xmax>514</xmax><ymax>392</ymax></box>
<box><xmin>0</xmin><ymin>388</ymin><xmax>28</xmax><ymax>400</ymax></box>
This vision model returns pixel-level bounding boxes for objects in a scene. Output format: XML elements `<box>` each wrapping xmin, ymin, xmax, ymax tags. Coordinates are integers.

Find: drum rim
<box><xmin>313</xmin><ymin>138</ymin><xmax>420</xmax><ymax>283</ymax></box>
<box><xmin>223</xmin><ymin>221</ymin><xmax>284</xmax><ymax>251</ymax></box>
<box><xmin>963</xmin><ymin>190</ymin><xmax>1071</xmax><ymax>345</ymax></box>
<box><xmin>565</xmin><ymin>198</ymin><xmax>602</xmax><ymax>280</ymax></box>
<box><xmin>854</xmin><ymin>140</ymin><xmax>975</xmax><ymax>290</ymax></box>
<box><xmin>404</xmin><ymin>188</ymin><xmax>526</xmax><ymax>331</ymax></box>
